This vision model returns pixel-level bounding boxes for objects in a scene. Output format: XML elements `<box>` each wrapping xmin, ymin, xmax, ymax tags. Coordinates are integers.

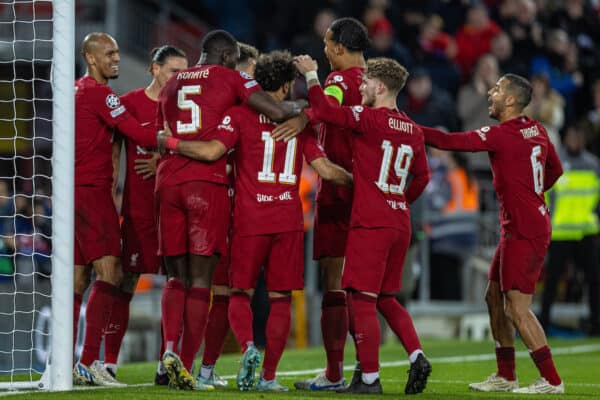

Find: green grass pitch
<box><xmin>2</xmin><ymin>338</ymin><xmax>599</xmax><ymax>399</ymax></box>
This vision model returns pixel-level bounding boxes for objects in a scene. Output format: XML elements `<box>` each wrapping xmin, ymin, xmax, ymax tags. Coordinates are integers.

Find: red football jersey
<box><xmin>119</xmin><ymin>88</ymin><xmax>157</xmax><ymax>222</ymax></box>
<box><xmin>422</xmin><ymin>116</ymin><xmax>563</xmax><ymax>239</ymax></box>
<box><xmin>307</xmin><ymin>85</ymin><xmax>430</xmax><ymax>230</ymax></box>
<box><xmin>316</xmin><ymin>67</ymin><xmax>364</xmax><ymax>207</ymax></box>
<box><xmin>214</xmin><ymin>105</ymin><xmax>326</xmax><ymax>236</ymax></box>
<box><xmin>75</xmin><ymin>76</ymin><xmax>131</xmax><ymax>188</ymax></box>
<box><xmin>156</xmin><ymin>65</ymin><xmax>261</xmax><ymax>188</ymax></box>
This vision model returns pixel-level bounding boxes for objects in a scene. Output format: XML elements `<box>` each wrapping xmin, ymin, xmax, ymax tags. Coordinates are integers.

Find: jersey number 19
<box><xmin>377</xmin><ymin>140</ymin><xmax>413</xmax><ymax>195</ymax></box>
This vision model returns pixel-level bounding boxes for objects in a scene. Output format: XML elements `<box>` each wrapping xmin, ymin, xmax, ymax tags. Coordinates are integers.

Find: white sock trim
<box><xmin>200</xmin><ymin>364</ymin><xmax>214</xmax><ymax>379</ymax></box>
<box><xmin>361</xmin><ymin>371</ymin><xmax>379</xmax><ymax>384</ymax></box>
<box><xmin>409</xmin><ymin>349</ymin><xmax>424</xmax><ymax>364</ymax></box>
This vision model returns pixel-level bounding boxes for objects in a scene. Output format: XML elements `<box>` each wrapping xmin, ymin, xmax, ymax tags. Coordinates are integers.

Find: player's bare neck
<box><xmin>374</xmin><ymin>96</ymin><xmax>397</xmax><ymax>111</ymax></box>
<box><xmin>198</xmin><ymin>52</ymin><xmax>222</xmax><ymax>67</ymax></box>
<box><xmin>338</xmin><ymin>53</ymin><xmax>366</xmax><ymax>71</ymax></box>
<box><xmin>85</xmin><ymin>69</ymin><xmax>107</xmax><ymax>85</ymax></box>
<box><xmin>498</xmin><ymin>109</ymin><xmax>522</xmax><ymax>124</ymax></box>
<box><xmin>145</xmin><ymin>82</ymin><xmax>160</xmax><ymax>101</ymax></box>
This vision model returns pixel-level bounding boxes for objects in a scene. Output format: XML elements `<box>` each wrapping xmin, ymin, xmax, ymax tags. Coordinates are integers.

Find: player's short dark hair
<box><xmin>238</xmin><ymin>42</ymin><xmax>259</xmax><ymax>65</ymax></box>
<box><xmin>503</xmin><ymin>73</ymin><xmax>532</xmax><ymax>109</ymax></box>
<box><xmin>329</xmin><ymin>17</ymin><xmax>370</xmax><ymax>52</ymax></box>
<box><xmin>366</xmin><ymin>58</ymin><xmax>409</xmax><ymax>95</ymax></box>
<box><xmin>254</xmin><ymin>50</ymin><xmax>296</xmax><ymax>92</ymax></box>
<box><xmin>200</xmin><ymin>30</ymin><xmax>238</xmax><ymax>55</ymax></box>
<box><xmin>150</xmin><ymin>45</ymin><xmax>186</xmax><ymax>66</ymax></box>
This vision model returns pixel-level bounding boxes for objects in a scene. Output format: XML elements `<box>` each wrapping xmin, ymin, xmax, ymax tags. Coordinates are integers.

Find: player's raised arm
<box><xmin>404</xmin><ymin>140</ymin><xmax>430</xmax><ymax>204</ymax></box>
<box><xmin>158</xmin><ymin>122</ymin><xmax>229</xmax><ymax>162</ymax></box>
<box><xmin>246</xmin><ymin>91</ymin><xmax>308</xmax><ymax>123</ymax></box>
<box><xmin>544</xmin><ymin>140</ymin><xmax>563</xmax><ymax>191</ymax></box>
<box><xmin>421</xmin><ymin>125</ymin><xmax>496</xmax><ymax>152</ymax></box>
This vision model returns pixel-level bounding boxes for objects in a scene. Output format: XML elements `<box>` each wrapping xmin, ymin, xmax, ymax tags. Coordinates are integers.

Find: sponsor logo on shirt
<box><xmin>105</xmin><ymin>93</ymin><xmax>121</xmax><ymax>109</ymax></box>
<box><xmin>387</xmin><ymin>199</ymin><xmax>407</xmax><ymax>210</ymax></box>
<box><xmin>218</xmin><ymin>115</ymin><xmax>234</xmax><ymax>132</ymax></box>
<box><xmin>351</xmin><ymin>105</ymin><xmax>363</xmax><ymax>121</ymax></box>
<box><xmin>110</xmin><ymin>105</ymin><xmax>126</xmax><ymax>118</ymax></box>
<box><xmin>278</xmin><ymin>191</ymin><xmax>293</xmax><ymax>201</ymax></box>
<box><xmin>257</xmin><ymin>193</ymin><xmax>274</xmax><ymax>203</ymax></box>
<box><xmin>475</xmin><ymin>126</ymin><xmax>490</xmax><ymax>141</ymax></box>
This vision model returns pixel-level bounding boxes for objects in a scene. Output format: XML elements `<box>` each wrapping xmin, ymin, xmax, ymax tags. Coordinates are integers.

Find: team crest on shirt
<box><xmin>333</xmin><ymin>75</ymin><xmax>344</xmax><ymax>82</ymax></box>
<box><xmin>105</xmin><ymin>93</ymin><xmax>121</xmax><ymax>109</ymax></box>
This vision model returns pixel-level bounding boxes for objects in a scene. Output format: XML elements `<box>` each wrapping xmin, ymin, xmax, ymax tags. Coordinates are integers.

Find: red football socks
<box><xmin>531</xmin><ymin>346</ymin><xmax>561</xmax><ymax>385</ymax></box>
<box><xmin>262</xmin><ymin>296</ymin><xmax>291</xmax><ymax>381</ymax></box>
<box><xmin>80</xmin><ymin>280</ymin><xmax>117</xmax><ymax>366</ymax></box>
<box><xmin>228</xmin><ymin>292</ymin><xmax>254</xmax><ymax>352</ymax></box>
<box><xmin>350</xmin><ymin>292</ymin><xmax>380</xmax><ymax>373</ymax></box>
<box><xmin>321</xmin><ymin>291</ymin><xmax>348</xmax><ymax>382</ymax></box>
<box><xmin>161</xmin><ymin>278</ymin><xmax>186</xmax><ymax>354</ymax></box>
<box><xmin>377</xmin><ymin>295</ymin><xmax>421</xmax><ymax>356</ymax></box>
<box><xmin>495</xmin><ymin>346</ymin><xmax>516</xmax><ymax>381</ymax></box>
<box><xmin>104</xmin><ymin>290</ymin><xmax>133</xmax><ymax>365</ymax></box>
<box><xmin>201</xmin><ymin>294</ymin><xmax>230</xmax><ymax>366</ymax></box>
<box><xmin>73</xmin><ymin>293</ymin><xmax>83</xmax><ymax>356</ymax></box>
<box><xmin>180</xmin><ymin>287</ymin><xmax>210</xmax><ymax>371</ymax></box>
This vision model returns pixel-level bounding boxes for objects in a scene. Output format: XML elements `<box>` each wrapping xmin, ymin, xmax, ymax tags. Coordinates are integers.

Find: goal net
<box><xmin>0</xmin><ymin>0</ymin><xmax>73</xmax><ymax>391</ymax></box>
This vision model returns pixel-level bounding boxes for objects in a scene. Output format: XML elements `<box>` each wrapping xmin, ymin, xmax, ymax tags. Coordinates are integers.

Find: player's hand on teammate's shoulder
<box><xmin>271</xmin><ymin>113</ymin><xmax>309</xmax><ymax>142</ymax></box>
<box><xmin>293</xmin><ymin>55</ymin><xmax>318</xmax><ymax>74</ymax></box>
<box><xmin>157</xmin><ymin>121</ymin><xmax>172</xmax><ymax>156</ymax></box>
<box><xmin>134</xmin><ymin>152</ymin><xmax>159</xmax><ymax>179</ymax></box>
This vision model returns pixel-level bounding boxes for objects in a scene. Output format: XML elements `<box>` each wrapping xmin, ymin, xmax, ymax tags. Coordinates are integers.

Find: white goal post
<box><xmin>0</xmin><ymin>0</ymin><xmax>74</xmax><ymax>391</ymax></box>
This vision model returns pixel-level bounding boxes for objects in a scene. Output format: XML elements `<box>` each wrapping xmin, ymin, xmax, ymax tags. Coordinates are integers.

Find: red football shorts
<box><xmin>230</xmin><ymin>231</ymin><xmax>304</xmax><ymax>291</ymax></box>
<box><xmin>489</xmin><ymin>232</ymin><xmax>550</xmax><ymax>294</ymax></box>
<box><xmin>156</xmin><ymin>181</ymin><xmax>229</xmax><ymax>257</ymax></box>
<box><xmin>313</xmin><ymin>203</ymin><xmax>352</xmax><ymax>260</ymax></box>
<box><xmin>121</xmin><ymin>216</ymin><xmax>160</xmax><ymax>274</ymax></box>
<box><xmin>74</xmin><ymin>186</ymin><xmax>121</xmax><ymax>266</ymax></box>
<box><xmin>342</xmin><ymin>226</ymin><xmax>410</xmax><ymax>294</ymax></box>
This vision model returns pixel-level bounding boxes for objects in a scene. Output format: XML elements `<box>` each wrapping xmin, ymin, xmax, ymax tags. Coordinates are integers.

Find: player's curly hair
<box><xmin>330</xmin><ymin>17</ymin><xmax>370</xmax><ymax>52</ymax></box>
<box><xmin>366</xmin><ymin>58</ymin><xmax>409</xmax><ymax>95</ymax></box>
<box><xmin>254</xmin><ymin>50</ymin><xmax>296</xmax><ymax>92</ymax></box>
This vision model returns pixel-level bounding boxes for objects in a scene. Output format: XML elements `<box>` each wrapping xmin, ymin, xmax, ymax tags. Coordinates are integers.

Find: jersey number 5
<box><xmin>531</xmin><ymin>145</ymin><xmax>544</xmax><ymax>194</ymax></box>
<box><xmin>258</xmin><ymin>131</ymin><xmax>297</xmax><ymax>184</ymax></box>
<box><xmin>376</xmin><ymin>141</ymin><xmax>413</xmax><ymax>195</ymax></box>
<box><xmin>176</xmin><ymin>85</ymin><xmax>201</xmax><ymax>134</ymax></box>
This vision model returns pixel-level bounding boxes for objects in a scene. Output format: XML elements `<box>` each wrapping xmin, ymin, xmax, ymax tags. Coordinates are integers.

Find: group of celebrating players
<box><xmin>72</xmin><ymin>15</ymin><xmax>566</xmax><ymax>395</ymax></box>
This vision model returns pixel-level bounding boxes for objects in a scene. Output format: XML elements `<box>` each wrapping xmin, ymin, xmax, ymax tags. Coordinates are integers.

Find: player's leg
<box><xmin>257</xmin><ymin>231</ymin><xmax>304</xmax><ymax>392</ymax></box>
<box><xmin>378</xmin><ymin>228</ymin><xmax>430</xmax><ymax>395</ymax></box>
<box><xmin>502</xmin><ymin>235</ymin><xmax>563</xmax><ymax>394</ymax></box>
<box><xmin>103</xmin><ymin>271</ymin><xmax>138</xmax><ymax>376</ymax></box>
<box><xmin>179</xmin><ymin>253</ymin><xmax>215</xmax><ymax>372</ymax></box>
<box><xmin>198</xmin><ymin>282</ymin><xmax>230</xmax><ymax>388</ymax></box>
<box><xmin>73</xmin><ymin>263</ymin><xmax>91</xmax><ymax>356</ymax></box>
<box><xmin>336</xmin><ymin>228</ymin><xmax>389</xmax><ymax>395</ymax></box>
<box><xmin>469</xmin><ymin>239</ymin><xmax>518</xmax><ymax>392</ymax></box>
<box><xmin>229</xmin><ymin>233</ymin><xmax>269</xmax><ymax>391</ymax></box>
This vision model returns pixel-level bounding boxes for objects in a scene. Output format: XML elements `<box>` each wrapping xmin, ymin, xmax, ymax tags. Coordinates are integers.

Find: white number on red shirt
<box><xmin>531</xmin><ymin>145</ymin><xmax>544</xmax><ymax>194</ymax></box>
<box><xmin>176</xmin><ymin>85</ymin><xmax>201</xmax><ymax>134</ymax></box>
<box><xmin>258</xmin><ymin>131</ymin><xmax>298</xmax><ymax>184</ymax></box>
<box><xmin>376</xmin><ymin>141</ymin><xmax>413</xmax><ymax>195</ymax></box>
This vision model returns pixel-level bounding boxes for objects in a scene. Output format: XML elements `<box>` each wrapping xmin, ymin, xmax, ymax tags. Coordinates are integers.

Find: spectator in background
<box><xmin>0</xmin><ymin>180</ymin><xmax>13</xmax><ymax>237</ymax></box>
<box><xmin>500</xmin><ymin>0</ymin><xmax>544</xmax><ymax>68</ymax></box>
<box><xmin>454</xmin><ymin>3</ymin><xmax>501</xmax><ymax>80</ymax></box>
<box><xmin>490</xmin><ymin>31</ymin><xmax>529</xmax><ymax>77</ymax></box>
<box><xmin>541</xmin><ymin>124</ymin><xmax>600</xmax><ymax>336</ymax></box>
<box><xmin>457</xmin><ymin>54</ymin><xmax>499</xmax><ymax>130</ymax></box>
<box><xmin>365</xmin><ymin>16</ymin><xmax>413</xmax><ymax>70</ymax></box>
<box><xmin>425</xmin><ymin>149</ymin><xmax>479</xmax><ymax>300</ymax></box>
<box><xmin>291</xmin><ymin>9</ymin><xmax>337</xmax><ymax>82</ymax></box>
<box><xmin>524</xmin><ymin>74</ymin><xmax>565</xmax><ymax>147</ymax></box>
<box><xmin>416</xmin><ymin>14</ymin><xmax>460</xmax><ymax>96</ymax></box>
<box><xmin>579</xmin><ymin>79</ymin><xmax>600</xmax><ymax>156</ymax></box>
<box><xmin>398</xmin><ymin>67</ymin><xmax>459</xmax><ymax>132</ymax></box>
<box><xmin>531</xmin><ymin>29</ymin><xmax>583</xmax><ymax>120</ymax></box>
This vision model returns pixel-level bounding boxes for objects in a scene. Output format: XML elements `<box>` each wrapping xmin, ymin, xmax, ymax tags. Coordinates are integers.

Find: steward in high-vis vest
<box><xmin>541</xmin><ymin>125</ymin><xmax>600</xmax><ymax>335</ymax></box>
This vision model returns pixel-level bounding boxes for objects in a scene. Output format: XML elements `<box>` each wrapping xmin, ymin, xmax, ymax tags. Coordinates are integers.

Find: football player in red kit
<box><xmin>422</xmin><ymin>74</ymin><xmax>564</xmax><ymax>394</ymax></box>
<box><xmin>295</xmin><ymin>55</ymin><xmax>432</xmax><ymax>395</ymax></box>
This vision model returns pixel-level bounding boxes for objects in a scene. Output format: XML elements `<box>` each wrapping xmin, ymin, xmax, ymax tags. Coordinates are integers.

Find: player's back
<box><xmin>157</xmin><ymin>64</ymin><xmax>259</xmax><ymax>187</ymax></box>
<box><xmin>351</xmin><ymin>107</ymin><xmax>428</xmax><ymax>230</ymax></box>
<box><xmin>75</xmin><ymin>76</ymin><xmax>127</xmax><ymax>189</ymax></box>
<box><xmin>120</xmin><ymin>88</ymin><xmax>157</xmax><ymax>222</ymax></box>
<box><xmin>486</xmin><ymin>116</ymin><xmax>553</xmax><ymax>238</ymax></box>
<box><xmin>317</xmin><ymin>66</ymin><xmax>363</xmax><ymax>205</ymax></box>
<box><xmin>222</xmin><ymin>106</ymin><xmax>324</xmax><ymax>236</ymax></box>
